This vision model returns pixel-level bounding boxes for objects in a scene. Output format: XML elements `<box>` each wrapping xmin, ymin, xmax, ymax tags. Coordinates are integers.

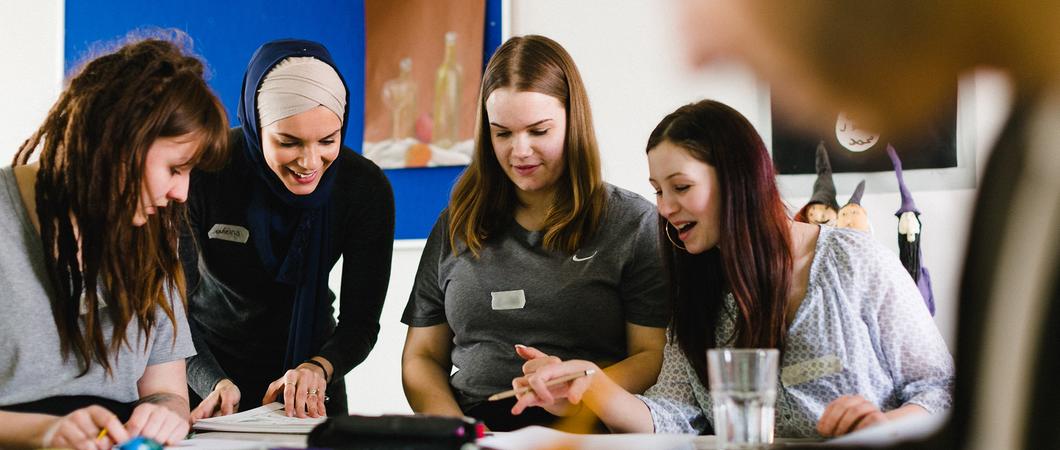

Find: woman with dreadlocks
<box><xmin>0</xmin><ymin>32</ymin><xmax>228</xmax><ymax>449</ymax></box>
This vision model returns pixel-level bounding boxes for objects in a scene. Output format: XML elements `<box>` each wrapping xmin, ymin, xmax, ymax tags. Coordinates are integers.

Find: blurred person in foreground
<box><xmin>674</xmin><ymin>2</ymin><xmax>1060</xmax><ymax>449</ymax></box>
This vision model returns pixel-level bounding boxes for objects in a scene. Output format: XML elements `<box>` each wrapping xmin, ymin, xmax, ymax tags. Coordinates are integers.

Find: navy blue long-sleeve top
<box><xmin>181</xmin><ymin>129</ymin><xmax>395</xmax><ymax>406</ymax></box>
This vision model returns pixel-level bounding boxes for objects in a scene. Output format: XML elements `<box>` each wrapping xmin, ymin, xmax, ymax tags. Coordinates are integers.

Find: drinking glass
<box><xmin>707</xmin><ymin>348</ymin><xmax>779</xmax><ymax>449</ymax></box>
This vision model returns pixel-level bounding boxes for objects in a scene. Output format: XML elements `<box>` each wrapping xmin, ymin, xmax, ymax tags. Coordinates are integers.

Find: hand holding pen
<box><xmin>503</xmin><ymin>345</ymin><xmax>602</xmax><ymax>416</ymax></box>
<box><xmin>489</xmin><ymin>369</ymin><xmax>597</xmax><ymax>401</ymax></box>
<box><xmin>39</xmin><ymin>406</ymin><xmax>128</xmax><ymax>450</ymax></box>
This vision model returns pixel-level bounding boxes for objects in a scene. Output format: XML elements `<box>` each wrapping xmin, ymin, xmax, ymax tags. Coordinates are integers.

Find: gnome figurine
<box><xmin>888</xmin><ymin>145</ymin><xmax>935</xmax><ymax>315</ymax></box>
<box><xmin>795</xmin><ymin>142</ymin><xmax>840</xmax><ymax>226</ymax></box>
<box><xmin>836</xmin><ymin>180</ymin><xmax>871</xmax><ymax>233</ymax></box>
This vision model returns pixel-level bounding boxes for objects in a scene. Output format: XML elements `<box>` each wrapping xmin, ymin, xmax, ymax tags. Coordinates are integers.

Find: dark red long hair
<box><xmin>647</xmin><ymin>100</ymin><xmax>792</xmax><ymax>388</ymax></box>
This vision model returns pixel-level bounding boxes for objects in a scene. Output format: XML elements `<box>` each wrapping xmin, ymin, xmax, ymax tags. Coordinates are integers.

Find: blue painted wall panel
<box><xmin>65</xmin><ymin>1</ymin><xmax>500</xmax><ymax>239</ymax></box>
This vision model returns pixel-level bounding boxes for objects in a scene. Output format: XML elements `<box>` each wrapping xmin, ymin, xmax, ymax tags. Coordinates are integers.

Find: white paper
<box><xmin>167</xmin><ymin>438</ymin><xmax>273</xmax><ymax>449</ymax></box>
<box><xmin>478</xmin><ymin>426</ymin><xmax>704</xmax><ymax>450</ymax></box>
<box><xmin>827</xmin><ymin>411</ymin><xmax>948</xmax><ymax>446</ymax></box>
<box><xmin>191</xmin><ymin>402</ymin><xmax>326</xmax><ymax>434</ymax></box>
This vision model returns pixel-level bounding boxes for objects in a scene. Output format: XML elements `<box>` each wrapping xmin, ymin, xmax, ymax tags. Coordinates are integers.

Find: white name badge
<box><xmin>491</xmin><ymin>290</ymin><xmax>527</xmax><ymax>310</ymax></box>
<box><xmin>208</xmin><ymin>224</ymin><xmax>250</xmax><ymax>244</ymax></box>
<box><xmin>781</xmin><ymin>354</ymin><xmax>843</xmax><ymax>386</ymax></box>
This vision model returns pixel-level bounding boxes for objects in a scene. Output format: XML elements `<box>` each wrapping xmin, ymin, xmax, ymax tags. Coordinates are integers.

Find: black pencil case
<box><xmin>308</xmin><ymin>414</ymin><xmax>484</xmax><ymax>450</ymax></box>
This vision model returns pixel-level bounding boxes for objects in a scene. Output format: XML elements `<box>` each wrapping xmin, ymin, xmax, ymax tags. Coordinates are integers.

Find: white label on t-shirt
<box><xmin>208</xmin><ymin>224</ymin><xmax>250</xmax><ymax>244</ymax></box>
<box><xmin>491</xmin><ymin>290</ymin><xmax>526</xmax><ymax>310</ymax></box>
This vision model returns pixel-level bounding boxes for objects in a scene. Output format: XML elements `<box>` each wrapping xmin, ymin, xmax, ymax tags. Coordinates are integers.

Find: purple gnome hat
<box><xmin>846</xmin><ymin>180</ymin><xmax>866</xmax><ymax>206</ymax></box>
<box><xmin>887</xmin><ymin>145</ymin><xmax>935</xmax><ymax>315</ymax></box>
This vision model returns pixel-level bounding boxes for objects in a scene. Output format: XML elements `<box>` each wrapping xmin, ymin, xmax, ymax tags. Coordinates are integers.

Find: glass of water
<box><xmin>707</xmin><ymin>348</ymin><xmax>779</xmax><ymax>449</ymax></box>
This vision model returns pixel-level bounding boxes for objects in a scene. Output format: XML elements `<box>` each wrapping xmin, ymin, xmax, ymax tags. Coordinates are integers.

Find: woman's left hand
<box><xmin>816</xmin><ymin>395</ymin><xmax>888</xmax><ymax>437</ymax></box>
<box><xmin>262</xmin><ymin>362</ymin><xmax>328</xmax><ymax>418</ymax></box>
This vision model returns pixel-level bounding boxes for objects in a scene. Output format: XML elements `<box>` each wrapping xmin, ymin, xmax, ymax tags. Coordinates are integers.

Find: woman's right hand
<box><xmin>42</xmin><ymin>405</ymin><xmax>130</xmax><ymax>450</ymax></box>
<box><xmin>191</xmin><ymin>378</ymin><xmax>241</xmax><ymax>421</ymax></box>
<box><xmin>513</xmin><ymin>345</ymin><xmax>576</xmax><ymax>416</ymax></box>
<box><xmin>510</xmin><ymin>352</ymin><xmax>601</xmax><ymax>416</ymax></box>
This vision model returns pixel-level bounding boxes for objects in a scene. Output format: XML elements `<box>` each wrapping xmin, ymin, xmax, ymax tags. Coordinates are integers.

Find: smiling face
<box><xmin>648</xmin><ymin>141</ymin><xmax>722</xmax><ymax>254</ymax></box>
<box><xmin>132</xmin><ymin>132</ymin><xmax>202</xmax><ymax>226</ymax></box>
<box><xmin>485</xmin><ymin>88</ymin><xmax>567</xmax><ymax>203</ymax></box>
<box><xmin>261</xmin><ymin>106</ymin><xmax>342</xmax><ymax>196</ymax></box>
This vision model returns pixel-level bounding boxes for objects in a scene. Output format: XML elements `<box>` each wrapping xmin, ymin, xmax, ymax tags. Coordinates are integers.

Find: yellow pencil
<box><xmin>487</xmin><ymin>369</ymin><xmax>596</xmax><ymax>401</ymax></box>
<box><xmin>95</xmin><ymin>428</ymin><xmax>108</xmax><ymax>441</ymax></box>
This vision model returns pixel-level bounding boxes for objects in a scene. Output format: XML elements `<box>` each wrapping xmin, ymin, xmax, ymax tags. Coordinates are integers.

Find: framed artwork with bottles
<box><xmin>362</xmin><ymin>0</ymin><xmax>491</xmax><ymax>169</ymax></box>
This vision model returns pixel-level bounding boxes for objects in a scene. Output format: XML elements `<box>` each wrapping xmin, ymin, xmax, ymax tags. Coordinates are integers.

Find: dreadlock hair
<box><xmin>12</xmin><ymin>29</ymin><xmax>229</xmax><ymax>376</ymax></box>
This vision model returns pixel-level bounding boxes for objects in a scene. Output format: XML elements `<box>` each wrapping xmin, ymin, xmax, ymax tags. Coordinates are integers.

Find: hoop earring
<box><xmin>665</xmin><ymin>222</ymin><xmax>687</xmax><ymax>251</ymax></box>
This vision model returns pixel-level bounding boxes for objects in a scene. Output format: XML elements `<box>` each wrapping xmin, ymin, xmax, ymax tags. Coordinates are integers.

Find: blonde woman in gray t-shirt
<box><xmin>401</xmin><ymin>35</ymin><xmax>670</xmax><ymax>431</ymax></box>
<box><xmin>0</xmin><ymin>33</ymin><xmax>228</xmax><ymax>449</ymax></box>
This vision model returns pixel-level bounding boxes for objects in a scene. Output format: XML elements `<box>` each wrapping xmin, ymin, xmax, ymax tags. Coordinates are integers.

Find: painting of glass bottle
<box><xmin>432</xmin><ymin>32</ymin><xmax>462</xmax><ymax>149</ymax></box>
<box><xmin>382</xmin><ymin>57</ymin><xmax>417</xmax><ymax>141</ymax></box>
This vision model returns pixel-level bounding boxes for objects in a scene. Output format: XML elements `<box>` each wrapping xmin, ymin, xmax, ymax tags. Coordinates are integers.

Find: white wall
<box><xmin>2</xmin><ymin>0</ymin><xmax>1011</xmax><ymax>417</ymax></box>
<box><xmin>336</xmin><ymin>241</ymin><xmax>422</xmax><ymax>415</ymax></box>
<box><xmin>0</xmin><ymin>0</ymin><xmax>63</xmax><ymax>164</ymax></box>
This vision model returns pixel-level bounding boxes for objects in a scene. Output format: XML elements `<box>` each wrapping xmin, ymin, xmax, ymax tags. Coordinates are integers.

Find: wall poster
<box><xmin>362</xmin><ymin>0</ymin><xmax>486</xmax><ymax>169</ymax></box>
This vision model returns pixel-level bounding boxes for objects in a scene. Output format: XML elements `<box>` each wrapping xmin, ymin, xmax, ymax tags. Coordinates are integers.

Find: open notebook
<box><xmin>191</xmin><ymin>402</ymin><xmax>326</xmax><ymax>434</ymax></box>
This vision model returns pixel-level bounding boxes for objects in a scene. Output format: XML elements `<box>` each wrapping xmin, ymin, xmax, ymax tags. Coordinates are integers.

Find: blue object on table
<box><xmin>115</xmin><ymin>436</ymin><xmax>164</xmax><ymax>450</ymax></box>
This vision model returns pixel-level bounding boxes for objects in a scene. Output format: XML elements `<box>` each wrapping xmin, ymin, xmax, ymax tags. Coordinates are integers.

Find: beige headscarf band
<box><xmin>257</xmin><ymin>57</ymin><xmax>346</xmax><ymax>128</ymax></box>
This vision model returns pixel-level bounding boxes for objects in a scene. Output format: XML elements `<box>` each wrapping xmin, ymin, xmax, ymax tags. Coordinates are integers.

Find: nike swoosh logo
<box><xmin>572</xmin><ymin>251</ymin><xmax>598</xmax><ymax>262</ymax></box>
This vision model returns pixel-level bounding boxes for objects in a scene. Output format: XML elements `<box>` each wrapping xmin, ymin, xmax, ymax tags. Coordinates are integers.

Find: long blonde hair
<box><xmin>448</xmin><ymin>35</ymin><xmax>606</xmax><ymax>256</ymax></box>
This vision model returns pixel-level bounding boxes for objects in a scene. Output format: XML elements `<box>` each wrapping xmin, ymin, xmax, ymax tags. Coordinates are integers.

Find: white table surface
<box><xmin>177</xmin><ymin>412</ymin><xmax>941</xmax><ymax>449</ymax></box>
<box><xmin>179</xmin><ymin>429</ymin><xmax>819</xmax><ymax>449</ymax></box>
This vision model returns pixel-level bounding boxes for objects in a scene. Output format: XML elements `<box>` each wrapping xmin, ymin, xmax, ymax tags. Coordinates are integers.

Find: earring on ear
<box><xmin>665</xmin><ymin>222</ymin><xmax>687</xmax><ymax>251</ymax></box>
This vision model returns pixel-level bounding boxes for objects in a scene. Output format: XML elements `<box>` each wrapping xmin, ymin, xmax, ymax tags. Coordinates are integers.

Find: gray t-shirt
<box><xmin>402</xmin><ymin>184</ymin><xmax>670</xmax><ymax>409</ymax></box>
<box><xmin>0</xmin><ymin>166</ymin><xmax>195</xmax><ymax>406</ymax></box>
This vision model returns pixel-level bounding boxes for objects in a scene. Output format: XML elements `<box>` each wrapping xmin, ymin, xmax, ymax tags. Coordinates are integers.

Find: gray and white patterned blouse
<box><xmin>637</xmin><ymin>226</ymin><xmax>954</xmax><ymax>438</ymax></box>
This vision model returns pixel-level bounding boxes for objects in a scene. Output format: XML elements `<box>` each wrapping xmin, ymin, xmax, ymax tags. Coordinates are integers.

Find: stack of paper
<box><xmin>192</xmin><ymin>402</ymin><xmax>326</xmax><ymax>434</ymax></box>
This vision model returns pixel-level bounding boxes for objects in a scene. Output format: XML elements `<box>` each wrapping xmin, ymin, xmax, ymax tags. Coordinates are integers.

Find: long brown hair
<box><xmin>647</xmin><ymin>100</ymin><xmax>792</xmax><ymax>387</ymax></box>
<box><xmin>12</xmin><ymin>31</ymin><xmax>229</xmax><ymax>375</ymax></box>
<box><xmin>448</xmin><ymin>35</ymin><xmax>606</xmax><ymax>256</ymax></box>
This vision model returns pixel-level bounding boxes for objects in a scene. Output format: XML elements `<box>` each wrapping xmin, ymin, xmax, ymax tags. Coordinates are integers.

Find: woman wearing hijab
<box><xmin>182</xmin><ymin>39</ymin><xmax>395</xmax><ymax>419</ymax></box>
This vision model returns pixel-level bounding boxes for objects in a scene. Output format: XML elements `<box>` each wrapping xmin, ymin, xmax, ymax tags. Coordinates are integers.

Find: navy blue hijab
<box><xmin>237</xmin><ymin>39</ymin><xmax>349</xmax><ymax>371</ymax></box>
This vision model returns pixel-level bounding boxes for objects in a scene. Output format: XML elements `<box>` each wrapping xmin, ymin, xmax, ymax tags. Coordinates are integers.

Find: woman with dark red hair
<box><xmin>508</xmin><ymin>100</ymin><xmax>953</xmax><ymax>439</ymax></box>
